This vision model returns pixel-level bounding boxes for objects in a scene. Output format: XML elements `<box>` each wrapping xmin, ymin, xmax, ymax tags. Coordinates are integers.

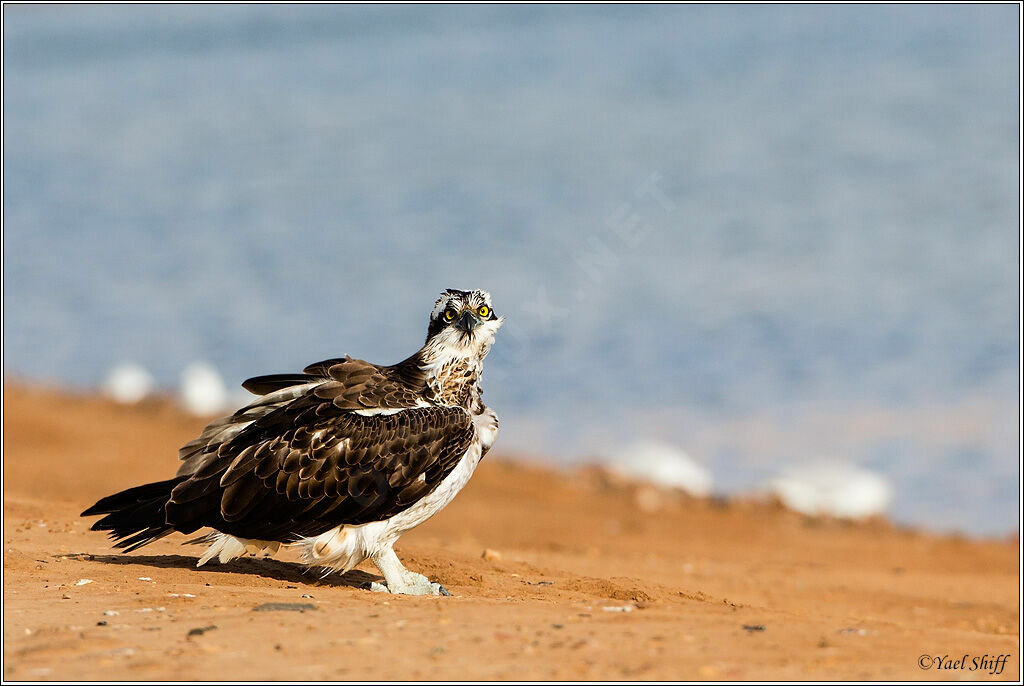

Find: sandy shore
<box><xmin>2</xmin><ymin>383</ymin><xmax>1019</xmax><ymax>680</ymax></box>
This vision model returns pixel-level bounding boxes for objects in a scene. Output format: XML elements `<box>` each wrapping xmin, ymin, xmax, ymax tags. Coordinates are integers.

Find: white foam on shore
<box><xmin>769</xmin><ymin>463</ymin><xmax>893</xmax><ymax>519</ymax></box>
<box><xmin>179</xmin><ymin>361</ymin><xmax>228</xmax><ymax>416</ymax></box>
<box><xmin>102</xmin><ymin>363</ymin><xmax>155</xmax><ymax>404</ymax></box>
<box><xmin>606</xmin><ymin>440</ymin><xmax>713</xmax><ymax>497</ymax></box>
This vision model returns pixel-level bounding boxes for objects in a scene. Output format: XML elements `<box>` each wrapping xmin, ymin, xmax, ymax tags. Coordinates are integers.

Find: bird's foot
<box><xmin>364</xmin><ymin>573</ymin><xmax>449</xmax><ymax>596</ymax></box>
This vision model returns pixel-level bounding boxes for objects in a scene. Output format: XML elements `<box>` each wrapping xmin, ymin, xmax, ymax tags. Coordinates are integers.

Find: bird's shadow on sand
<box><xmin>73</xmin><ymin>553</ymin><xmax>379</xmax><ymax>589</ymax></box>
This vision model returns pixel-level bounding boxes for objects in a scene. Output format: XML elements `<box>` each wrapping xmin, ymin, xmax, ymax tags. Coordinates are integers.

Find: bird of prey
<box><xmin>82</xmin><ymin>288</ymin><xmax>504</xmax><ymax>596</ymax></box>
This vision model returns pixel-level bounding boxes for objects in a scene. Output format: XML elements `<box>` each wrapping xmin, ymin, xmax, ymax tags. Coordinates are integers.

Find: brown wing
<box><xmin>177</xmin><ymin>356</ymin><xmax>426</xmax><ymax>477</ymax></box>
<box><xmin>176</xmin><ymin>380</ymin><xmax>322</xmax><ymax>476</ymax></box>
<box><xmin>163</xmin><ymin>390</ymin><xmax>474</xmax><ymax>541</ymax></box>
<box><xmin>315</xmin><ymin>356</ymin><xmax>426</xmax><ymax>411</ymax></box>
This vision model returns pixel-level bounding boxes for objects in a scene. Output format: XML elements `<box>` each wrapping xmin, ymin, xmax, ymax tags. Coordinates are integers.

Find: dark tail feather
<box><xmin>81</xmin><ymin>477</ymin><xmax>186</xmax><ymax>552</ymax></box>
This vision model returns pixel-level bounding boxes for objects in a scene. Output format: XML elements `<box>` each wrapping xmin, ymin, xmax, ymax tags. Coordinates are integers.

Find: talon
<box><xmin>364</xmin><ymin>581</ymin><xmax>390</xmax><ymax>593</ymax></box>
<box><xmin>437</xmin><ymin>584</ymin><xmax>451</xmax><ymax>596</ymax></box>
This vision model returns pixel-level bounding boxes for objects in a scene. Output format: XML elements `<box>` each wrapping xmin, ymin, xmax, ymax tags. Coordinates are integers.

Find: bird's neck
<box><xmin>426</xmin><ymin>356</ymin><xmax>481</xmax><ymax>407</ymax></box>
<box><xmin>399</xmin><ymin>342</ymin><xmax>488</xmax><ymax>410</ymax></box>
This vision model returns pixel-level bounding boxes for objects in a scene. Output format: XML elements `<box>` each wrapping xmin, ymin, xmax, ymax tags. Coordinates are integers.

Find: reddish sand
<box><xmin>2</xmin><ymin>383</ymin><xmax>1019</xmax><ymax>680</ymax></box>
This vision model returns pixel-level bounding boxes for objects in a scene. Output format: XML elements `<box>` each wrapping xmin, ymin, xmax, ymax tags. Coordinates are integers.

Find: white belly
<box><xmin>380</xmin><ymin>439</ymin><xmax>484</xmax><ymax>537</ymax></box>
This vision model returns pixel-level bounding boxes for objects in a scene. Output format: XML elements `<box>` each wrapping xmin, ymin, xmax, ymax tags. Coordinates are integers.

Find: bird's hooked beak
<box><xmin>456</xmin><ymin>311</ymin><xmax>481</xmax><ymax>333</ymax></box>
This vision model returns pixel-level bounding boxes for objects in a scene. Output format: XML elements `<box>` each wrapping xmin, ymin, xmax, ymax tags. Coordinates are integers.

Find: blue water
<box><xmin>4</xmin><ymin>5</ymin><xmax>1019</xmax><ymax>535</ymax></box>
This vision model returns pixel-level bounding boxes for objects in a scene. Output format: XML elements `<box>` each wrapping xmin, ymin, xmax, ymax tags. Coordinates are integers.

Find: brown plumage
<box><xmin>108</xmin><ymin>355</ymin><xmax>476</xmax><ymax>546</ymax></box>
<box><xmin>167</xmin><ymin>397</ymin><xmax>474</xmax><ymax>541</ymax></box>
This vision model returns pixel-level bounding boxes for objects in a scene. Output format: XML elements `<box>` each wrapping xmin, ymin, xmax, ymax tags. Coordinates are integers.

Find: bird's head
<box><xmin>424</xmin><ymin>288</ymin><xmax>504</xmax><ymax>359</ymax></box>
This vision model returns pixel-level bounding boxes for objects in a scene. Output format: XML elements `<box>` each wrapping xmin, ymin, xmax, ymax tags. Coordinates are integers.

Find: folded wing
<box><xmin>165</xmin><ymin>358</ymin><xmax>471</xmax><ymax>541</ymax></box>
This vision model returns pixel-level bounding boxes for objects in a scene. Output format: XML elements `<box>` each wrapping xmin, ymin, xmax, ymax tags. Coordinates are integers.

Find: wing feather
<box><xmin>302</xmin><ymin>357</ymin><xmax>351</xmax><ymax>376</ymax></box>
<box><xmin>241</xmin><ymin>374</ymin><xmax>319</xmax><ymax>396</ymax></box>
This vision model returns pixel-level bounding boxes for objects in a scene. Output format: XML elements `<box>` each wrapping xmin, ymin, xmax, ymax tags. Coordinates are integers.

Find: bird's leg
<box><xmin>367</xmin><ymin>546</ymin><xmax>449</xmax><ymax>596</ymax></box>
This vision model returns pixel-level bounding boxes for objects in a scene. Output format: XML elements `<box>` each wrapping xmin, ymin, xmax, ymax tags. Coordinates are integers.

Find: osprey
<box><xmin>82</xmin><ymin>288</ymin><xmax>504</xmax><ymax>596</ymax></box>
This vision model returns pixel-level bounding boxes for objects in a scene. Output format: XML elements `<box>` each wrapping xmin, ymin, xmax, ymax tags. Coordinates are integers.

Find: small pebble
<box><xmin>253</xmin><ymin>602</ymin><xmax>317</xmax><ymax>613</ymax></box>
<box><xmin>75</xmin><ymin>579</ymin><xmax>93</xmax><ymax>586</ymax></box>
<box><xmin>601</xmin><ymin>605</ymin><xmax>636</xmax><ymax>613</ymax></box>
<box><xmin>481</xmin><ymin>549</ymin><xmax>502</xmax><ymax>562</ymax></box>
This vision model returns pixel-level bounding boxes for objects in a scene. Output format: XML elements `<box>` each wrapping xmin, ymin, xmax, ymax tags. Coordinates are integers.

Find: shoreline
<box><xmin>3</xmin><ymin>383</ymin><xmax>1019</xmax><ymax>680</ymax></box>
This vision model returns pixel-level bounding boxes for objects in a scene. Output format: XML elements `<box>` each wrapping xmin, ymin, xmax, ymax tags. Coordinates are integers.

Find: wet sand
<box><xmin>3</xmin><ymin>383</ymin><xmax>1019</xmax><ymax>680</ymax></box>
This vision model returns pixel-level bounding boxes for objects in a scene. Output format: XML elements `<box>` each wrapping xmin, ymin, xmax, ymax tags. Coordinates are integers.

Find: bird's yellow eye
<box><xmin>443</xmin><ymin>309</ymin><xmax>457</xmax><ymax>322</ymax></box>
<box><xmin>478</xmin><ymin>305</ymin><xmax>490</xmax><ymax>318</ymax></box>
